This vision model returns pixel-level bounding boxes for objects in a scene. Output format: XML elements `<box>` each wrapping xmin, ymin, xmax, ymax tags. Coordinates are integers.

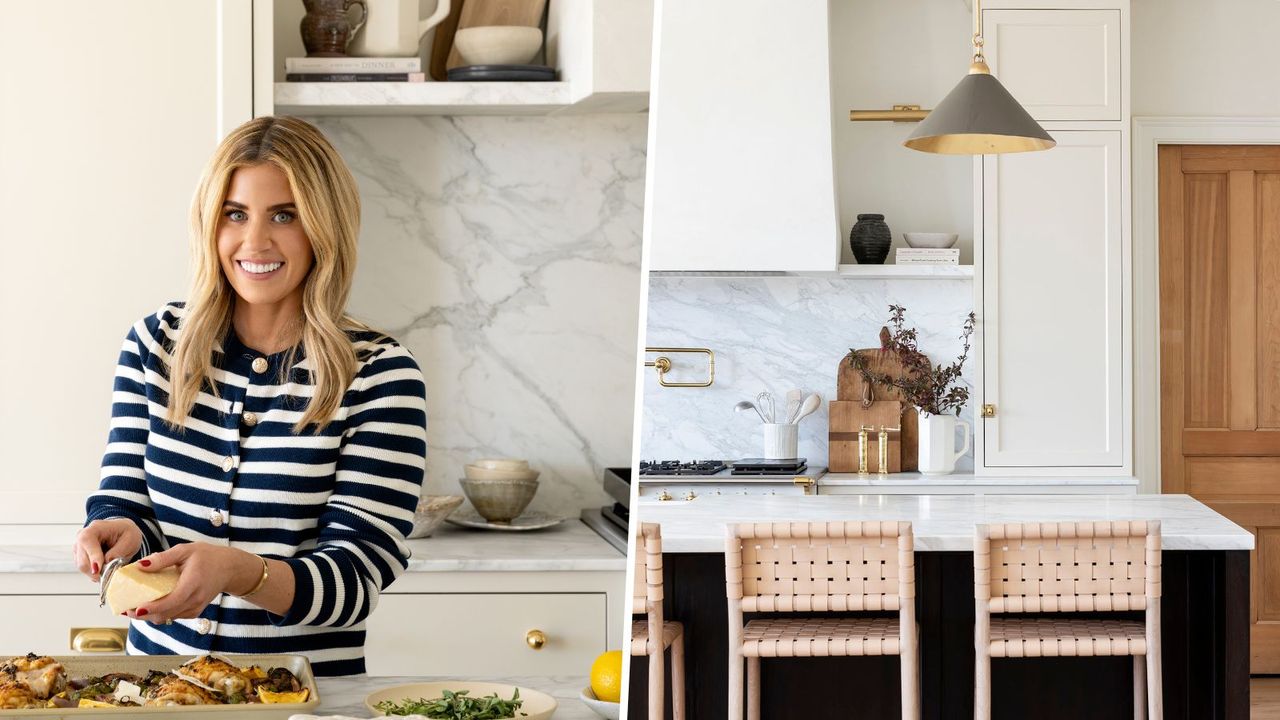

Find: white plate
<box><xmin>365</xmin><ymin>681</ymin><xmax>557</xmax><ymax>719</ymax></box>
<box><xmin>579</xmin><ymin>687</ymin><xmax>620</xmax><ymax>719</ymax></box>
<box><xmin>445</xmin><ymin>509</ymin><xmax>566</xmax><ymax>531</ymax></box>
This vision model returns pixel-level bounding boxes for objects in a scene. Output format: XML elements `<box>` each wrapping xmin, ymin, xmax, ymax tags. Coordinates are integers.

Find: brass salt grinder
<box><xmin>858</xmin><ymin>425</ymin><xmax>874</xmax><ymax>474</ymax></box>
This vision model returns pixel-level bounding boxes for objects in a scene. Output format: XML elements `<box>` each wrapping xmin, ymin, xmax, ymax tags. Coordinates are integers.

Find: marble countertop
<box><xmin>0</xmin><ymin>520</ymin><xmax>624</xmax><ymax>574</ymax></box>
<box><xmin>315</xmin><ymin>675</ymin><xmax>597</xmax><ymax>719</ymax></box>
<box><xmin>634</xmin><ymin>493</ymin><xmax>1254</xmax><ymax>552</ymax></box>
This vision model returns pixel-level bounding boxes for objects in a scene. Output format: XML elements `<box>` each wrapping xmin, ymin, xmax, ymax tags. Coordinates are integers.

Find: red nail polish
<box><xmin>136</xmin><ymin>609</ymin><xmax>148</xmax><ymax>617</ymax></box>
<box><xmin>140</xmin><ymin>559</ymin><xmax>151</xmax><ymax>567</ymax></box>
<box><xmin>92</xmin><ymin>562</ymin><xmax>99</xmax><ymax>574</ymax></box>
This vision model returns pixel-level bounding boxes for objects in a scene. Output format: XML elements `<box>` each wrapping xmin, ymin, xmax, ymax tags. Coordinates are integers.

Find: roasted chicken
<box><xmin>0</xmin><ymin>654</ymin><xmax>66</xmax><ymax>699</ymax></box>
<box><xmin>0</xmin><ymin>681</ymin><xmax>42</xmax><ymax>709</ymax></box>
<box><xmin>179</xmin><ymin>655</ymin><xmax>252</xmax><ymax>696</ymax></box>
<box><xmin>143</xmin><ymin>675</ymin><xmax>221</xmax><ymax>706</ymax></box>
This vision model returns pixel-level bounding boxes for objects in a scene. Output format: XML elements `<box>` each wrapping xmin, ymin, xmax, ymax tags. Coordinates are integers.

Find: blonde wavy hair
<box><xmin>166</xmin><ymin>115</ymin><xmax>383</xmax><ymax>434</ymax></box>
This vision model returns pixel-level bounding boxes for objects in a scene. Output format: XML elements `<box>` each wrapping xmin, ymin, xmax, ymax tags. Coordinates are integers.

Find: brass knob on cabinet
<box><xmin>70</xmin><ymin>627</ymin><xmax>126</xmax><ymax>653</ymax></box>
<box><xmin>981</xmin><ymin>403</ymin><xmax>996</xmax><ymax>418</ymax></box>
<box><xmin>526</xmin><ymin>629</ymin><xmax>547</xmax><ymax>650</ymax></box>
<box><xmin>683</xmin><ymin>491</ymin><xmax>697</xmax><ymax>501</ymax></box>
<box><xmin>657</xmin><ymin>491</ymin><xmax>672</xmax><ymax>501</ymax></box>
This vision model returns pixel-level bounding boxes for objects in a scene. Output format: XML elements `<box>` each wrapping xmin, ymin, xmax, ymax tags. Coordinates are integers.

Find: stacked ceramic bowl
<box><xmin>461</xmin><ymin>459</ymin><xmax>541</xmax><ymax>523</ymax></box>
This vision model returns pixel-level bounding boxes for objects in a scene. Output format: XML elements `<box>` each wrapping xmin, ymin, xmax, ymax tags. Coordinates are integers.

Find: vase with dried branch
<box><xmin>850</xmin><ymin>305</ymin><xmax>976</xmax><ymax>474</ymax></box>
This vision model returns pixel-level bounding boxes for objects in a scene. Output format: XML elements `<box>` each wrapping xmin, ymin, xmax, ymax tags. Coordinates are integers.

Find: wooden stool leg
<box><xmin>670</xmin><ymin>635</ymin><xmax>686</xmax><ymax>720</ymax></box>
<box><xmin>746</xmin><ymin>656</ymin><xmax>761</xmax><ymax>720</ymax></box>
<box><xmin>901</xmin><ymin>622</ymin><xmax>920</xmax><ymax>720</ymax></box>
<box><xmin>1133</xmin><ymin>655</ymin><xmax>1147</xmax><ymax>720</ymax></box>
<box><xmin>728</xmin><ymin>647</ymin><xmax>743</xmax><ymax>720</ymax></box>
<box><xmin>1148</xmin><ymin>645</ymin><xmax>1163</xmax><ymax>720</ymax></box>
<box><xmin>648</xmin><ymin>646</ymin><xmax>664</xmax><ymax>720</ymax></box>
<box><xmin>975</xmin><ymin>646</ymin><xmax>991</xmax><ymax>720</ymax></box>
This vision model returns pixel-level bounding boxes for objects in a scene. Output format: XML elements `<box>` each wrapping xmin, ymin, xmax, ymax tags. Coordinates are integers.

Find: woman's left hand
<box><xmin>124</xmin><ymin>543</ymin><xmax>259</xmax><ymax>624</ymax></box>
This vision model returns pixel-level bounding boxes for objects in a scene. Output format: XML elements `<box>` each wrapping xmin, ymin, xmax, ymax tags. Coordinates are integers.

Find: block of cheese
<box><xmin>105</xmin><ymin>562</ymin><xmax>179</xmax><ymax>615</ymax></box>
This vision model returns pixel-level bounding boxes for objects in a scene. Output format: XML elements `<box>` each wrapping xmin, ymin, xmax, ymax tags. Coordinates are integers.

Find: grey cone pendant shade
<box><xmin>903</xmin><ymin>61</ymin><xmax>1055</xmax><ymax>154</ymax></box>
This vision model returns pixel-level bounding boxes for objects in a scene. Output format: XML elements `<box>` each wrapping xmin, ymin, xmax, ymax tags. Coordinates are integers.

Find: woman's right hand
<box><xmin>74</xmin><ymin>519</ymin><xmax>143</xmax><ymax>583</ymax></box>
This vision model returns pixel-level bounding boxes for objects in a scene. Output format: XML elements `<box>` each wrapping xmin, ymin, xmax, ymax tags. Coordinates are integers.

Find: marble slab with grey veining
<box><xmin>0</xmin><ymin>521</ymin><xmax>623</xmax><ymax>574</ymax></box>
<box><xmin>308</xmin><ymin>114</ymin><xmax>647</xmax><ymax>517</ymax></box>
<box><xmin>642</xmin><ymin>276</ymin><xmax>976</xmax><ymax>470</ymax></box>
<box><xmin>633</xmin><ymin>493</ymin><xmax>1254</xmax><ymax>552</ymax></box>
<box><xmin>313</xmin><ymin>674</ymin><xmax>597</xmax><ymax>719</ymax></box>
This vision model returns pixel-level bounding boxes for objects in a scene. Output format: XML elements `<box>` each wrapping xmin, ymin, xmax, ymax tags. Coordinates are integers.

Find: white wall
<box><xmin>831</xmin><ymin>0</ymin><xmax>976</xmax><ymax>265</ymax></box>
<box><xmin>1132</xmin><ymin>0</ymin><xmax>1280</xmax><ymax>116</ymax></box>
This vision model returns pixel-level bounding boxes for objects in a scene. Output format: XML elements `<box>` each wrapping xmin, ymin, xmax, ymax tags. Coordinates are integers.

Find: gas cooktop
<box><xmin>638</xmin><ymin>459</ymin><xmax>822</xmax><ymax>479</ymax></box>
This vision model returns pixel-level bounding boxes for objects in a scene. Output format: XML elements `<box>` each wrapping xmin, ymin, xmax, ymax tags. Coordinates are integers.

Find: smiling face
<box><xmin>216</xmin><ymin>163</ymin><xmax>314</xmax><ymax>308</ymax></box>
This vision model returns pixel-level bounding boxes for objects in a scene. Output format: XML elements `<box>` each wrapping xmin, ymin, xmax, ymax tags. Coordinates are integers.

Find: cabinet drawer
<box><xmin>365</xmin><ymin>593</ymin><xmax>607</xmax><ymax>676</ymax></box>
<box><xmin>0</xmin><ymin>595</ymin><xmax>128</xmax><ymax>654</ymax></box>
<box><xmin>983</xmin><ymin>9</ymin><xmax>1122</xmax><ymax>121</ymax></box>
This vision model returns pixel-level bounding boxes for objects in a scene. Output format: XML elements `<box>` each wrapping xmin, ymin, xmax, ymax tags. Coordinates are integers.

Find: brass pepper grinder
<box><xmin>877</xmin><ymin>426</ymin><xmax>890</xmax><ymax>475</ymax></box>
<box><xmin>858</xmin><ymin>425</ymin><xmax>874</xmax><ymax>475</ymax></box>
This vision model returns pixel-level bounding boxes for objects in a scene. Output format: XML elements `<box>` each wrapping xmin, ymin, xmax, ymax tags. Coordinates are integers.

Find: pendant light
<box><xmin>904</xmin><ymin>0</ymin><xmax>1054</xmax><ymax>155</ymax></box>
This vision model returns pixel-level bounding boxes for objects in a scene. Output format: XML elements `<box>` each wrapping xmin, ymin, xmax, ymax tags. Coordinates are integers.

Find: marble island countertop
<box><xmin>316</xmin><ymin>675</ymin><xmax>598</xmax><ymax>719</ymax></box>
<box><xmin>0</xmin><ymin>520</ymin><xmax>624</xmax><ymax>574</ymax></box>
<box><xmin>635</xmin><ymin>493</ymin><xmax>1254</xmax><ymax>552</ymax></box>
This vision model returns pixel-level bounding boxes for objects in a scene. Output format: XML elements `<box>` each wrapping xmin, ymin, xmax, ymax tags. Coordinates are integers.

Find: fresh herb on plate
<box><xmin>374</xmin><ymin>689</ymin><xmax>526</xmax><ymax>719</ymax></box>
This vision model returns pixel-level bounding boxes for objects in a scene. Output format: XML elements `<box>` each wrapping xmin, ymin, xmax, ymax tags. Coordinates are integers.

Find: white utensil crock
<box><xmin>348</xmin><ymin>0</ymin><xmax>450</xmax><ymax>58</ymax></box>
<box><xmin>917</xmin><ymin>410</ymin><xmax>970</xmax><ymax>475</ymax></box>
<box><xmin>762</xmin><ymin>423</ymin><xmax>799</xmax><ymax>460</ymax></box>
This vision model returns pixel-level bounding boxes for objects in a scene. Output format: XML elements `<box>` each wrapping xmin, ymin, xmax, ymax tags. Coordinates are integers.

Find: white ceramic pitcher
<box><xmin>917</xmin><ymin>409</ymin><xmax>971</xmax><ymax>475</ymax></box>
<box><xmin>348</xmin><ymin>0</ymin><xmax>451</xmax><ymax>58</ymax></box>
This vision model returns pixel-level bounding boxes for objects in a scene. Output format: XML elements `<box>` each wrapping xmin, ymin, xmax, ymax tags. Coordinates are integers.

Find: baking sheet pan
<box><xmin>0</xmin><ymin>654</ymin><xmax>319</xmax><ymax>719</ymax></box>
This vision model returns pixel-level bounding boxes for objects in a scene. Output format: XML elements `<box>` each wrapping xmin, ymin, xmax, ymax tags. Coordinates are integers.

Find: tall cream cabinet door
<box><xmin>979</xmin><ymin>130</ymin><xmax>1126</xmax><ymax>471</ymax></box>
<box><xmin>0</xmin><ymin>0</ymin><xmax>253</xmax><ymax>522</ymax></box>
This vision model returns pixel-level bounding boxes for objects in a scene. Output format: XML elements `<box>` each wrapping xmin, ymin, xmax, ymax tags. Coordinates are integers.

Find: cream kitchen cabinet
<box><xmin>0</xmin><ymin>0</ymin><xmax>254</xmax><ymax>523</ymax></box>
<box><xmin>973</xmin><ymin>0</ymin><xmax>1131</xmax><ymax>477</ymax></box>
<box><xmin>982</xmin><ymin>8</ymin><xmax>1124</xmax><ymax>121</ymax></box>
<box><xmin>644</xmin><ymin>0</ymin><xmax>841</xmax><ymax>272</ymax></box>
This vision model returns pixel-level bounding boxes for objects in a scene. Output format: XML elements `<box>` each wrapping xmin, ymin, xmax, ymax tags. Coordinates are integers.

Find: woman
<box><xmin>72</xmin><ymin>116</ymin><xmax>427</xmax><ymax>677</ymax></box>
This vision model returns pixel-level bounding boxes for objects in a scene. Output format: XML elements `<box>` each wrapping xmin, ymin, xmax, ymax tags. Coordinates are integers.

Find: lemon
<box><xmin>589</xmin><ymin>649</ymin><xmax>624</xmax><ymax>703</ymax></box>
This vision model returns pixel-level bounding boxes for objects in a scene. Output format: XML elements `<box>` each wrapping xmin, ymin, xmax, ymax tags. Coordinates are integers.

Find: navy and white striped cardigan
<box><xmin>85</xmin><ymin>302</ymin><xmax>427</xmax><ymax>676</ymax></box>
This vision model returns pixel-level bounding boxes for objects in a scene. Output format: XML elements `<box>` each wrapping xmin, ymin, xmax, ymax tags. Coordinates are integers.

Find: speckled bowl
<box><xmin>459</xmin><ymin>477</ymin><xmax>538</xmax><ymax>523</ymax></box>
<box><xmin>580</xmin><ymin>687</ymin><xmax>620</xmax><ymax>719</ymax></box>
<box><xmin>408</xmin><ymin>495</ymin><xmax>464</xmax><ymax>538</ymax></box>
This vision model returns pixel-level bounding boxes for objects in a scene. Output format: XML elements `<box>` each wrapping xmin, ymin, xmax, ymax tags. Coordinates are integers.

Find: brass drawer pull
<box><xmin>70</xmin><ymin>627</ymin><xmax>127</xmax><ymax>653</ymax></box>
<box><xmin>525</xmin><ymin>629</ymin><xmax>547</xmax><ymax>650</ymax></box>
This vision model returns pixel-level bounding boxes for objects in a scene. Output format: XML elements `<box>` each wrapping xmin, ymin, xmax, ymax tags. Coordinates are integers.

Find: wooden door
<box><xmin>1160</xmin><ymin>144</ymin><xmax>1280</xmax><ymax>672</ymax></box>
<box><xmin>981</xmin><ymin>130</ymin><xmax>1125</xmax><ymax>470</ymax></box>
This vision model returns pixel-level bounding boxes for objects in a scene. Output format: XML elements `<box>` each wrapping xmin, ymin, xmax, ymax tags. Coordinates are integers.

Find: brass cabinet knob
<box><xmin>525</xmin><ymin>629</ymin><xmax>547</xmax><ymax>650</ymax></box>
<box><xmin>657</xmin><ymin>491</ymin><xmax>672</xmax><ymax>501</ymax></box>
<box><xmin>683</xmin><ymin>491</ymin><xmax>697</xmax><ymax>501</ymax></box>
<box><xmin>981</xmin><ymin>403</ymin><xmax>997</xmax><ymax>418</ymax></box>
<box><xmin>70</xmin><ymin>627</ymin><xmax>126</xmax><ymax>653</ymax></box>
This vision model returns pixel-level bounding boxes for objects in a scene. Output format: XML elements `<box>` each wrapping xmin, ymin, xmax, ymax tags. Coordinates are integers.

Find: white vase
<box><xmin>917</xmin><ymin>409</ymin><xmax>971</xmax><ymax>475</ymax></box>
<box><xmin>762</xmin><ymin>423</ymin><xmax>799</xmax><ymax>460</ymax></box>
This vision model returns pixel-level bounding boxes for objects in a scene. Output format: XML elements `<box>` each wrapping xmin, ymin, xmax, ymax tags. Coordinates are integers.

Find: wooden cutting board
<box><xmin>430</xmin><ymin>0</ymin><xmax>467</xmax><ymax>80</ymax></box>
<box><xmin>446</xmin><ymin>0</ymin><xmax>549</xmax><ymax>70</ymax></box>
<box><xmin>835</xmin><ymin>331</ymin><xmax>920</xmax><ymax>471</ymax></box>
<box><xmin>829</xmin><ymin>400</ymin><xmax>906</xmax><ymax>473</ymax></box>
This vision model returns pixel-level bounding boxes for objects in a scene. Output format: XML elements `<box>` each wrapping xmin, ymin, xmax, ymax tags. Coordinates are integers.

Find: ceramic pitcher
<box><xmin>349</xmin><ymin>0</ymin><xmax>451</xmax><ymax>57</ymax></box>
<box><xmin>917</xmin><ymin>409</ymin><xmax>971</xmax><ymax>475</ymax></box>
<box><xmin>301</xmin><ymin>0</ymin><xmax>368</xmax><ymax>57</ymax></box>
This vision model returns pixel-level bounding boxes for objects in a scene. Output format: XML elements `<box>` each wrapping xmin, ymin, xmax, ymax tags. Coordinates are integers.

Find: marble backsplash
<box><xmin>312</xmin><ymin>114</ymin><xmax>647</xmax><ymax>513</ymax></box>
<box><xmin>642</xmin><ymin>277</ymin><xmax>977</xmax><ymax>471</ymax></box>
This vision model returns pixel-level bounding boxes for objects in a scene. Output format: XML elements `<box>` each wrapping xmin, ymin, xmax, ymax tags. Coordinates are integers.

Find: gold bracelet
<box><xmin>238</xmin><ymin>556</ymin><xmax>269</xmax><ymax>598</ymax></box>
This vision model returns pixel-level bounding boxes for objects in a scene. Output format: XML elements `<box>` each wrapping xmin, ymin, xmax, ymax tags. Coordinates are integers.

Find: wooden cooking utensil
<box><xmin>430</xmin><ymin>0</ymin><xmax>467</xmax><ymax>80</ymax></box>
<box><xmin>446</xmin><ymin>0</ymin><xmax>549</xmax><ymax>70</ymax></box>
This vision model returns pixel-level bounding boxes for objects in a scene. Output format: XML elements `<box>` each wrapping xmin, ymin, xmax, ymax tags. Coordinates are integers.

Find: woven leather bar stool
<box><xmin>974</xmin><ymin>520</ymin><xmax>1162</xmax><ymax>720</ymax></box>
<box><xmin>725</xmin><ymin>521</ymin><xmax>919</xmax><ymax>720</ymax></box>
<box><xmin>631</xmin><ymin>523</ymin><xmax>686</xmax><ymax>720</ymax></box>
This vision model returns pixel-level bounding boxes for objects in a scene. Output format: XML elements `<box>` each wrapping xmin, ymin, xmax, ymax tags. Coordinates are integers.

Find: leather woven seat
<box><xmin>742</xmin><ymin>617</ymin><xmax>901</xmax><ymax>657</ymax></box>
<box><xmin>630</xmin><ymin>619</ymin><xmax>684</xmax><ymax>655</ymax></box>
<box><xmin>989</xmin><ymin>617</ymin><xmax>1146</xmax><ymax>658</ymax></box>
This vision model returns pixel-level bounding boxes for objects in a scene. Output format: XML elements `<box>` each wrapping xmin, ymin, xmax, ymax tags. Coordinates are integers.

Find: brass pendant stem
<box><xmin>972</xmin><ymin>0</ymin><xmax>985</xmax><ymax>64</ymax></box>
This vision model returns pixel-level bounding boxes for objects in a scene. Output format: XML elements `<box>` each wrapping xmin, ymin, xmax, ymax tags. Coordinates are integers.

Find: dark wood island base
<box><xmin>630</xmin><ymin>550</ymin><xmax>1249</xmax><ymax>720</ymax></box>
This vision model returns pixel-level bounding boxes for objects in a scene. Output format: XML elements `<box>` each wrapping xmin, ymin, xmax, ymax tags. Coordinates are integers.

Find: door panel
<box><xmin>1161</xmin><ymin>144</ymin><xmax>1280</xmax><ymax>672</ymax></box>
<box><xmin>982</xmin><ymin>130</ymin><xmax>1124</xmax><ymax>468</ymax></box>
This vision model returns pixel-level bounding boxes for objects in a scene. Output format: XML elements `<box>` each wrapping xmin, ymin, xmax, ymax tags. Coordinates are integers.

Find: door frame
<box><xmin>1134</xmin><ymin>117</ymin><xmax>1280</xmax><ymax>494</ymax></box>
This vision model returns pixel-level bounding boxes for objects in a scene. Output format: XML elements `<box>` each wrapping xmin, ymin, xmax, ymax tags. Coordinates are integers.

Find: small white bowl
<box><xmin>473</xmin><ymin>458</ymin><xmax>530</xmax><ymax>472</ymax></box>
<box><xmin>464</xmin><ymin>464</ymin><xmax>541</xmax><ymax>482</ymax></box>
<box><xmin>903</xmin><ymin>232</ymin><xmax>959</xmax><ymax>248</ymax></box>
<box><xmin>579</xmin><ymin>687</ymin><xmax>620</xmax><ymax>719</ymax></box>
<box><xmin>454</xmin><ymin>26</ymin><xmax>543</xmax><ymax>66</ymax></box>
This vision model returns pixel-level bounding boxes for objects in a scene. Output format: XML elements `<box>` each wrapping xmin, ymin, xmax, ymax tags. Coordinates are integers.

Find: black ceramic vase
<box><xmin>850</xmin><ymin>214</ymin><xmax>892</xmax><ymax>264</ymax></box>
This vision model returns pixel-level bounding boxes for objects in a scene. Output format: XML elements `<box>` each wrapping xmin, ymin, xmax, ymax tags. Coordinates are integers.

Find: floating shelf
<box><xmin>835</xmin><ymin>264</ymin><xmax>974</xmax><ymax>279</ymax></box>
<box><xmin>274</xmin><ymin>81</ymin><xmax>578</xmax><ymax>116</ymax></box>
